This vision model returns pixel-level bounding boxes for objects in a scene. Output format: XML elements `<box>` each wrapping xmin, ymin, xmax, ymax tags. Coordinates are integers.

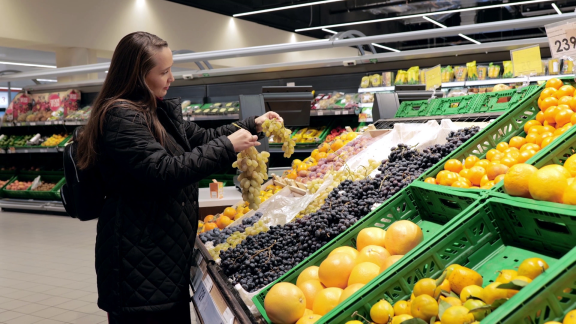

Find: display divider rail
<box><xmin>319</xmin><ymin>195</ymin><xmax>576</xmax><ymax>324</ymax></box>
<box><xmin>252</xmin><ymin>183</ymin><xmax>481</xmax><ymax>323</ymax></box>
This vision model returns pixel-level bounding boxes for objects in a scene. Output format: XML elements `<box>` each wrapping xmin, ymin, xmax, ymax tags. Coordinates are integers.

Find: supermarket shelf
<box><xmin>184</xmin><ymin>114</ymin><xmax>239</xmax><ymax>121</ymax></box>
<box><xmin>64</xmin><ymin>120</ymin><xmax>87</xmax><ymax>126</ymax></box>
<box><xmin>374</xmin><ymin>112</ymin><xmax>502</xmax><ymax>129</ymax></box>
<box><xmin>6</xmin><ymin>147</ymin><xmax>59</xmax><ymax>154</ymax></box>
<box><xmin>269</xmin><ymin>147</ymin><xmax>314</xmax><ymax>153</ymax></box>
<box><xmin>310</xmin><ymin>108</ymin><xmax>355</xmax><ymax>116</ymax></box>
<box><xmin>441</xmin><ymin>81</ymin><xmax>466</xmax><ymax>88</ymax></box>
<box><xmin>0</xmin><ymin>198</ymin><xmax>65</xmax><ymax>213</ymax></box>
<box><xmin>358</xmin><ymin>103</ymin><xmax>373</xmax><ymax>108</ymax></box>
<box><xmin>358</xmin><ymin>86</ymin><xmax>395</xmax><ymax>93</ymax></box>
<box><xmin>14</xmin><ymin>121</ymin><xmax>64</xmax><ymax>126</ymax></box>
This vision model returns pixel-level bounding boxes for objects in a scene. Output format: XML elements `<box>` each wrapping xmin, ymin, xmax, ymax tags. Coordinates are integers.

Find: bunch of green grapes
<box><xmin>233</xmin><ymin>147</ymin><xmax>270</xmax><ymax>210</ymax></box>
<box><xmin>208</xmin><ymin>220</ymin><xmax>269</xmax><ymax>259</ymax></box>
<box><xmin>262</xmin><ymin>119</ymin><xmax>295</xmax><ymax>158</ymax></box>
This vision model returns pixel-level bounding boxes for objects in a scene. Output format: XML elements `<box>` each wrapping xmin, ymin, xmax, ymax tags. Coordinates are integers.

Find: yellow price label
<box><xmin>425</xmin><ymin>64</ymin><xmax>442</xmax><ymax>91</ymax></box>
<box><xmin>510</xmin><ymin>45</ymin><xmax>542</xmax><ymax>77</ymax></box>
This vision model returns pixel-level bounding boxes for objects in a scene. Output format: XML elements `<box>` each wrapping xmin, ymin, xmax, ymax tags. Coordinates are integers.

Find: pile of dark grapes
<box><xmin>219</xmin><ymin>127</ymin><xmax>479</xmax><ymax>292</ymax></box>
<box><xmin>199</xmin><ymin>212</ymin><xmax>263</xmax><ymax>244</ymax></box>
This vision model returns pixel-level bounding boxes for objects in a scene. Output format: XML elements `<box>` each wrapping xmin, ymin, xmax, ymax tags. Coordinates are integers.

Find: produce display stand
<box><xmin>427</xmin><ymin>94</ymin><xmax>480</xmax><ymax>116</ymax></box>
<box><xmin>191</xmin><ymin>237</ymin><xmax>263</xmax><ymax>324</ymax></box>
<box><xmin>253</xmin><ymin>182</ymin><xmax>480</xmax><ymax>323</ymax></box>
<box><xmin>393</xmin><ymin>99</ymin><xmax>437</xmax><ymax>118</ymax></box>
<box><xmin>313</xmin><ymin>195</ymin><xmax>576</xmax><ymax>324</ymax></box>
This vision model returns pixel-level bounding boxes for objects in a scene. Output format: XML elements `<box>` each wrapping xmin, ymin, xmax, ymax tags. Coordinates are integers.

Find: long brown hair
<box><xmin>77</xmin><ymin>31</ymin><xmax>169</xmax><ymax>169</ymax></box>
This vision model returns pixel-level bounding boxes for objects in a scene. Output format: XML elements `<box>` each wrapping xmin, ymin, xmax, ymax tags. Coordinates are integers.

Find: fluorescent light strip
<box><xmin>371</xmin><ymin>43</ymin><xmax>401</xmax><ymax>52</ymax></box>
<box><xmin>458</xmin><ymin>33</ymin><xmax>482</xmax><ymax>44</ymax></box>
<box><xmin>552</xmin><ymin>3</ymin><xmax>563</xmax><ymax>14</ymax></box>
<box><xmin>234</xmin><ymin>0</ymin><xmax>344</xmax><ymax>17</ymax></box>
<box><xmin>36</xmin><ymin>79</ymin><xmax>58</xmax><ymax>82</ymax></box>
<box><xmin>423</xmin><ymin>16</ymin><xmax>447</xmax><ymax>28</ymax></box>
<box><xmin>0</xmin><ymin>87</ymin><xmax>22</xmax><ymax>91</ymax></box>
<box><xmin>0</xmin><ymin>61</ymin><xmax>56</xmax><ymax>68</ymax></box>
<box><xmin>295</xmin><ymin>0</ymin><xmax>552</xmax><ymax>31</ymax></box>
<box><xmin>322</xmin><ymin>28</ymin><xmax>338</xmax><ymax>34</ymax></box>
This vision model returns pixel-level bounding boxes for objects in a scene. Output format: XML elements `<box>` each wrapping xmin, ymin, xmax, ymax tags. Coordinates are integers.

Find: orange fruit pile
<box><xmin>265</xmin><ymin>221</ymin><xmax>423</xmax><ymax>323</ymax></box>
<box><xmin>426</xmin><ymin>78</ymin><xmax>575</xmax><ymax>191</ymax></box>
<box><xmin>344</xmin><ymin>258</ymin><xmax>549</xmax><ymax>324</ymax></box>
<box><xmin>504</xmin><ymin>154</ymin><xmax>576</xmax><ymax>205</ymax></box>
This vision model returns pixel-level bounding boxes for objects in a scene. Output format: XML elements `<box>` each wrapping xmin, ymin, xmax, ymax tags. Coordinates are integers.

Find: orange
<box><xmin>312</xmin><ymin>287</ymin><xmax>343</xmax><ymax>316</ymax></box>
<box><xmin>356</xmin><ymin>245</ymin><xmax>391</xmax><ymax>269</ymax></box>
<box><xmin>539</xmin><ymin>97</ymin><xmax>558</xmax><ymax>112</ymax></box>
<box><xmin>223</xmin><ymin>207</ymin><xmax>236</xmax><ymax>218</ymax></box>
<box><xmin>424</xmin><ymin>177</ymin><xmax>437</xmax><ymax>185</ymax></box>
<box><xmin>509</xmin><ymin>136</ymin><xmax>526</xmax><ymax>149</ymax></box>
<box><xmin>311</xmin><ymin>149</ymin><xmax>320</xmax><ymax>161</ymax></box>
<box><xmin>297</xmin><ymin>266</ymin><xmax>320</xmax><ymax>287</ymax></box>
<box><xmin>540</xmin><ymin>87</ymin><xmax>557</xmax><ymax>99</ymax></box>
<box><xmin>555</xmin><ymin>126</ymin><xmax>571</xmax><ymax>136</ymax></box>
<box><xmin>457</xmin><ymin>177</ymin><xmax>472</xmax><ymax>187</ymax></box>
<box><xmin>393</xmin><ymin>300</ymin><xmax>411</xmax><ymax>316</ymax></box>
<box><xmin>442</xmin><ymin>296</ymin><xmax>462</xmax><ymax>307</ymax></box>
<box><xmin>536</xmin><ymin>111</ymin><xmax>546</xmax><ymax>124</ymax></box>
<box><xmin>481</xmin><ymin>181</ymin><xmax>495</xmax><ymax>189</ymax></box>
<box><xmin>338</xmin><ymin>283</ymin><xmax>364</xmax><ymax>303</ymax></box>
<box><xmin>525</xmin><ymin>133</ymin><xmax>542</xmax><ymax>145</ymax></box>
<box><xmin>296</xmin><ymin>314</ymin><xmax>322</xmax><ymax>324</ymax></box>
<box><xmin>216</xmin><ymin>216</ymin><xmax>233</xmax><ymax>229</ymax></box>
<box><xmin>546</xmin><ymin>77</ymin><xmax>564</xmax><ymax>90</ymax></box>
<box><xmin>445</xmin><ymin>159</ymin><xmax>463</xmax><ymax>173</ymax></box>
<box><xmin>297</xmin><ymin>280</ymin><xmax>325</xmax><ymax>309</ymax></box>
<box><xmin>380</xmin><ymin>255</ymin><xmax>403</xmax><ymax>273</ymax></box>
<box><xmin>559</xmin><ymin>95</ymin><xmax>574</xmax><ymax>106</ymax></box>
<box><xmin>517</xmin><ymin>150</ymin><xmax>537</xmax><ymax>163</ymax></box>
<box><xmin>460</xmin><ymin>285</ymin><xmax>485</xmax><ymax>303</ymax></box>
<box><xmin>507</xmin><ymin>276</ymin><xmax>533</xmax><ymax>298</ymax></box>
<box><xmin>486</xmin><ymin>163</ymin><xmax>509</xmax><ymax>180</ymax></box>
<box><xmin>495</xmin><ymin>269</ymin><xmax>518</xmax><ymax>284</ymax></box>
<box><xmin>483</xmin><ymin>282</ymin><xmax>509</xmax><ymax>304</ymax></box>
<box><xmin>544</xmin><ymin>106</ymin><xmax>560</xmax><ymax>123</ymax></box>
<box><xmin>448</xmin><ymin>266</ymin><xmax>484</xmax><ymax>295</ymax></box>
<box><xmin>500</xmin><ymin>156</ymin><xmax>518</xmax><ymax>168</ymax></box>
<box><xmin>524</xmin><ymin>120</ymin><xmax>542</xmax><ymax>134</ymax></box>
<box><xmin>556</xmin><ymin>108</ymin><xmax>575</xmax><ymax>127</ymax></box>
<box><xmin>556</xmin><ymin>85</ymin><xmax>576</xmax><ymax>98</ymax></box>
<box><xmin>486</xmin><ymin>149</ymin><xmax>500</xmax><ymax>161</ymax></box>
<box><xmin>434</xmin><ymin>279</ymin><xmax>451</xmax><ymax>298</ymax></box>
<box><xmin>436</xmin><ymin>170</ymin><xmax>451</xmax><ymax>184</ymax></box>
<box><xmin>356</xmin><ymin>227</ymin><xmax>386</xmax><ymax>251</ymax></box>
<box><xmin>468</xmin><ymin>166</ymin><xmax>486</xmax><ymax>186</ymax></box>
<box><xmin>204</xmin><ymin>215</ymin><xmax>215</xmax><ymax>222</ymax></box>
<box><xmin>348</xmin><ymin>262</ymin><xmax>380</xmax><ymax>286</ymax></box>
<box><xmin>439</xmin><ymin>172</ymin><xmax>459</xmax><ymax>186</ymax></box>
<box><xmin>384</xmin><ymin>220</ymin><xmax>423</xmax><ymax>255</ymax></box>
<box><xmin>572</xmin><ymin>112</ymin><xmax>576</xmax><ymax>125</ymax></box>
<box><xmin>370</xmin><ymin>300</ymin><xmax>394</xmax><ymax>324</ymax></box>
<box><xmin>411</xmin><ymin>295</ymin><xmax>438</xmax><ymax>322</ymax></box>
<box><xmin>564</xmin><ymin>155</ymin><xmax>576</xmax><ymax>177</ymax></box>
<box><xmin>264</xmin><ymin>282</ymin><xmax>307</xmax><ymax>324</ymax></box>
<box><xmin>504</xmin><ymin>164</ymin><xmax>538</xmax><ymax>198</ymax></box>
<box><xmin>330</xmin><ymin>139</ymin><xmax>344</xmax><ymax>152</ymax></box>
<box><xmin>563</xmin><ymin>310</ymin><xmax>576</xmax><ymax>324</ymax></box>
<box><xmin>569</xmin><ymin>97</ymin><xmax>576</xmax><ymax>111</ymax></box>
<box><xmin>528</xmin><ymin>125</ymin><xmax>545</xmax><ymax>135</ymax></box>
<box><xmin>541</xmin><ymin>132</ymin><xmax>554</xmax><ymax>145</ymax></box>
<box><xmin>391</xmin><ymin>314</ymin><xmax>413</xmax><ymax>324</ymax></box>
<box><xmin>413</xmin><ymin>278</ymin><xmax>437</xmax><ymax>298</ymax></box>
<box><xmin>318</xmin><ymin>254</ymin><xmax>355</xmax><ymax>288</ymax></box>
<box><xmin>496</xmin><ymin>142</ymin><xmax>509</xmax><ymax>153</ymax></box>
<box><xmin>475</xmin><ymin>159</ymin><xmax>491</xmax><ymax>169</ymax></box>
<box><xmin>330</xmin><ymin>246</ymin><xmax>359</xmax><ymax>261</ymax></box>
<box><xmin>494</xmin><ymin>174</ymin><xmax>506</xmax><ymax>183</ymax></box>
<box><xmin>518</xmin><ymin>257</ymin><xmax>549</xmax><ymax>280</ymax></box>
<box><xmin>451</xmin><ymin>181</ymin><xmax>470</xmax><ymax>188</ymax></box>
<box><xmin>441</xmin><ymin>306</ymin><xmax>475</xmax><ymax>324</ymax></box>
<box><xmin>203</xmin><ymin>222</ymin><xmax>217</xmax><ymax>232</ymax></box>
<box><xmin>316</xmin><ymin>152</ymin><xmax>327</xmax><ymax>160</ymax></box>
<box><xmin>529</xmin><ymin>165</ymin><xmax>570</xmax><ymax>203</ymax></box>
<box><xmin>480</xmin><ymin>174</ymin><xmax>490</xmax><ymax>187</ymax></box>
<box><xmin>459</xmin><ymin>169</ymin><xmax>470</xmax><ymax>179</ymax></box>
<box><xmin>464</xmin><ymin>156</ymin><xmax>480</xmax><ymax>169</ymax></box>
<box><xmin>543</xmin><ymin>125</ymin><xmax>557</xmax><ymax>133</ymax></box>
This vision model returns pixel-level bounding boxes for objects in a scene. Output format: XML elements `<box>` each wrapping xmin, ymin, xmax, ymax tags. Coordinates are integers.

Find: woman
<box><xmin>76</xmin><ymin>31</ymin><xmax>282</xmax><ymax>323</ymax></box>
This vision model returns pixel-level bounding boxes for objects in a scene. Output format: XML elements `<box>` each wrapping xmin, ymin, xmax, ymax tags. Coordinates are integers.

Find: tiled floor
<box><xmin>0</xmin><ymin>211</ymin><xmax>200</xmax><ymax>324</ymax></box>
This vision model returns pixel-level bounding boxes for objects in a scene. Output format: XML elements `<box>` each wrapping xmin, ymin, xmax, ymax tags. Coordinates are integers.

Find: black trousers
<box><xmin>107</xmin><ymin>302</ymin><xmax>192</xmax><ymax>324</ymax></box>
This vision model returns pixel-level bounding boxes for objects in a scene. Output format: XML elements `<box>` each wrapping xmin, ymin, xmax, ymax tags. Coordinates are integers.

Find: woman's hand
<box><xmin>255</xmin><ymin>111</ymin><xmax>283</xmax><ymax>132</ymax></box>
<box><xmin>227</xmin><ymin>129</ymin><xmax>260</xmax><ymax>152</ymax></box>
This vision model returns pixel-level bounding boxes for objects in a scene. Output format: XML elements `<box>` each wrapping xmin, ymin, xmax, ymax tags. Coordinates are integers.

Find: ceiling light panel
<box><xmin>234</xmin><ymin>0</ymin><xmax>345</xmax><ymax>17</ymax></box>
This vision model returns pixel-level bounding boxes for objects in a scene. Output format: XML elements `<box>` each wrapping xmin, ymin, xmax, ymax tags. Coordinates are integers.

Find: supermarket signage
<box><xmin>510</xmin><ymin>45</ymin><xmax>542</xmax><ymax>77</ymax></box>
<box><xmin>425</xmin><ymin>64</ymin><xmax>442</xmax><ymax>91</ymax></box>
<box><xmin>545</xmin><ymin>18</ymin><xmax>576</xmax><ymax>58</ymax></box>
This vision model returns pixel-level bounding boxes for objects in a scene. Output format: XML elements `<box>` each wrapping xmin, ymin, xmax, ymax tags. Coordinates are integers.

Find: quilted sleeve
<box><xmin>102</xmin><ymin>108</ymin><xmax>237</xmax><ymax>189</ymax></box>
<box><xmin>184</xmin><ymin>116</ymin><xmax>261</xmax><ymax>148</ymax></box>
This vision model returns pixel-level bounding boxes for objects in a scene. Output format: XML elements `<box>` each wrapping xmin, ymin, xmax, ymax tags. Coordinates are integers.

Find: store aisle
<box><xmin>0</xmin><ymin>211</ymin><xmax>200</xmax><ymax>324</ymax></box>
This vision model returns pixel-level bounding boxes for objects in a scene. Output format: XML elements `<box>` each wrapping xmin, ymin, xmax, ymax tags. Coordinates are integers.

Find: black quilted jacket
<box><xmin>95</xmin><ymin>98</ymin><xmax>258</xmax><ymax>314</ymax></box>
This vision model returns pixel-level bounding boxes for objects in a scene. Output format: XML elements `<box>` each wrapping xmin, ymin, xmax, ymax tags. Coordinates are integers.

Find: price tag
<box><xmin>335</xmin><ymin>110</ymin><xmax>342</xmax><ymax>115</ymax></box>
<box><xmin>39</xmin><ymin>149</ymin><xmax>47</xmax><ymax>153</ymax></box>
<box><xmin>343</xmin><ymin>110</ymin><xmax>349</xmax><ymax>115</ymax></box>
<box><xmin>23</xmin><ymin>150</ymin><xmax>28</xmax><ymax>153</ymax></box>
<box><xmin>425</xmin><ymin>64</ymin><xmax>442</xmax><ymax>91</ymax></box>
<box><xmin>546</xmin><ymin>18</ymin><xmax>576</xmax><ymax>58</ymax></box>
<box><xmin>190</xmin><ymin>117</ymin><xmax>195</xmax><ymax>121</ymax></box>
<box><xmin>29</xmin><ymin>122</ymin><xmax>36</xmax><ymax>126</ymax></box>
<box><xmin>192</xmin><ymin>282</ymin><xmax>225</xmax><ymax>324</ymax></box>
<box><xmin>203</xmin><ymin>274</ymin><xmax>213</xmax><ymax>293</ymax></box>
<box><xmin>510</xmin><ymin>45</ymin><xmax>543</xmax><ymax>77</ymax></box>
<box><xmin>192</xmin><ymin>267</ymin><xmax>204</xmax><ymax>291</ymax></box>
<box><xmin>317</xmin><ymin>110</ymin><xmax>323</xmax><ymax>116</ymax></box>
<box><xmin>222</xmin><ymin>308</ymin><xmax>235</xmax><ymax>324</ymax></box>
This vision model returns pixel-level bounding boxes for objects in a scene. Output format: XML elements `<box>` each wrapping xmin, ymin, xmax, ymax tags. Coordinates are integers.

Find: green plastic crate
<box><xmin>0</xmin><ymin>174</ymin><xmax>15</xmax><ymax>198</ymax></box>
<box><xmin>57</xmin><ymin>134</ymin><xmax>73</xmax><ymax>148</ymax></box>
<box><xmin>487</xmin><ymin>247</ymin><xmax>576</xmax><ymax>323</ymax></box>
<box><xmin>415</xmin><ymin>82</ymin><xmax>546</xmax><ymax>195</ymax></box>
<box><xmin>471</xmin><ymin>86</ymin><xmax>539</xmax><ymax>113</ymax></box>
<box><xmin>318</xmin><ymin>196</ymin><xmax>576</xmax><ymax>324</ymax></box>
<box><xmin>2</xmin><ymin>174</ymin><xmax>64</xmax><ymax>200</ymax></box>
<box><xmin>394</xmin><ymin>99</ymin><xmax>437</xmax><ymax>118</ymax></box>
<box><xmin>252</xmin><ymin>183</ymin><xmax>480</xmax><ymax>323</ymax></box>
<box><xmin>275</xmin><ymin>126</ymin><xmax>330</xmax><ymax>148</ymax></box>
<box><xmin>428</xmin><ymin>94</ymin><xmax>480</xmax><ymax>116</ymax></box>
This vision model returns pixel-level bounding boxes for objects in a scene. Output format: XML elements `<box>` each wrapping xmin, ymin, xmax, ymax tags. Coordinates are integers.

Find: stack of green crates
<box><xmin>2</xmin><ymin>174</ymin><xmax>65</xmax><ymax>200</ymax></box>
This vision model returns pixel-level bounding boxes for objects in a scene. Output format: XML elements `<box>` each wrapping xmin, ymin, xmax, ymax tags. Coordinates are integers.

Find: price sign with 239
<box><xmin>546</xmin><ymin>18</ymin><xmax>576</xmax><ymax>58</ymax></box>
<box><xmin>554</xmin><ymin>36</ymin><xmax>576</xmax><ymax>54</ymax></box>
